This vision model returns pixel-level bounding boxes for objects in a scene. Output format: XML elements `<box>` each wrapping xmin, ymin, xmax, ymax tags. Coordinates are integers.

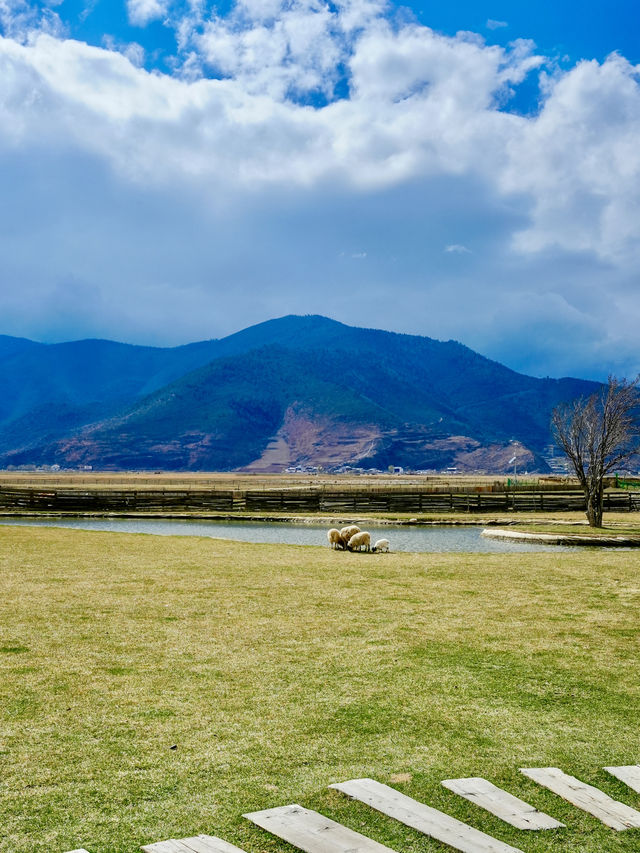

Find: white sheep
<box><xmin>347</xmin><ymin>531</ymin><xmax>371</xmax><ymax>552</ymax></box>
<box><xmin>372</xmin><ymin>538</ymin><xmax>390</xmax><ymax>552</ymax></box>
<box><xmin>327</xmin><ymin>528</ymin><xmax>346</xmax><ymax>550</ymax></box>
<box><xmin>340</xmin><ymin>524</ymin><xmax>360</xmax><ymax>543</ymax></box>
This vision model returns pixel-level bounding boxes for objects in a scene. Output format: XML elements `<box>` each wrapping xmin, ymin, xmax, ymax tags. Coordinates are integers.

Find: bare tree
<box><xmin>552</xmin><ymin>376</ymin><xmax>640</xmax><ymax>527</ymax></box>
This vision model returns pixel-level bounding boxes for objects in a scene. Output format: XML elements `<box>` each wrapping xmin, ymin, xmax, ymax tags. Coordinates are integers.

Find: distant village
<box><xmin>5</xmin><ymin>454</ymin><xmax>574</xmax><ymax>477</ymax></box>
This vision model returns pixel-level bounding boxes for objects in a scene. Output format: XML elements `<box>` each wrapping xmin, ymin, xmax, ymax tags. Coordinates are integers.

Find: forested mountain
<box><xmin>0</xmin><ymin>316</ymin><xmax>599</xmax><ymax>472</ymax></box>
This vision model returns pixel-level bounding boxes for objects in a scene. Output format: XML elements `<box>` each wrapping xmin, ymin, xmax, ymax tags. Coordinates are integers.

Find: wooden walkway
<box><xmin>64</xmin><ymin>762</ymin><xmax>640</xmax><ymax>853</ymax></box>
<box><xmin>441</xmin><ymin>777</ymin><xmax>564</xmax><ymax>830</ymax></box>
<box><xmin>245</xmin><ymin>804</ymin><xmax>396</xmax><ymax>853</ymax></box>
<box><xmin>605</xmin><ymin>765</ymin><xmax>640</xmax><ymax>794</ymax></box>
<box><xmin>520</xmin><ymin>767</ymin><xmax>640</xmax><ymax>830</ymax></box>
<box><xmin>329</xmin><ymin>778</ymin><xmax>524</xmax><ymax>853</ymax></box>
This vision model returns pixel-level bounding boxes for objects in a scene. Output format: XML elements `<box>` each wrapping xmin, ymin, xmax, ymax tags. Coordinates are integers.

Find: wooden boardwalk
<box><xmin>330</xmin><ymin>778</ymin><xmax>524</xmax><ymax>853</ymax></box>
<box><xmin>63</xmin><ymin>763</ymin><xmax>640</xmax><ymax>853</ymax></box>
<box><xmin>520</xmin><ymin>767</ymin><xmax>640</xmax><ymax>830</ymax></box>
<box><xmin>441</xmin><ymin>777</ymin><xmax>564</xmax><ymax>830</ymax></box>
<box><xmin>245</xmin><ymin>804</ymin><xmax>397</xmax><ymax>853</ymax></box>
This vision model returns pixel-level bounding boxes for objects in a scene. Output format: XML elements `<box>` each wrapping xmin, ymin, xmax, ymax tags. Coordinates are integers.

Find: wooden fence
<box><xmin>1</xmin><ymin>485</ymin><xmax>639</xmax><ymax>514</ymax></box>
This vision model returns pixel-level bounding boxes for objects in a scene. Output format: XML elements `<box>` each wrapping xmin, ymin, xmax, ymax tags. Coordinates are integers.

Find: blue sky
<box><xmin>39</xmin><ymin>0</ymin><xmax>640</xmax><ymax>74</ymax></box>
<box><xmin>1</xmin><ymin>0</ymin><xmax>639</xmax><ymax>379</ymax></box>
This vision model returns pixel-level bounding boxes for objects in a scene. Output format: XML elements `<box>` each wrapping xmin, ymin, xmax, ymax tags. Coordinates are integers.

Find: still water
<box><xmin>0</xmin><ymin>516</ymin><xmax>579</xmax><ymax>552</ymax></box>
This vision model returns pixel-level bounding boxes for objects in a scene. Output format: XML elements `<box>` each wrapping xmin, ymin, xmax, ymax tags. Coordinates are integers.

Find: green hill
<box><xmin>0</xmin><ymin>316</ymin><xmax>599</xmax><ymax>472</ymax></box>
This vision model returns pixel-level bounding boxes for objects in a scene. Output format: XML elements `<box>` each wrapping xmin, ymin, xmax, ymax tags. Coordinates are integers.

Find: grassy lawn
<box><xmin>1</xmin><ymin>526</ymin><xmax>640</xmax><ymax>853</ymax></box>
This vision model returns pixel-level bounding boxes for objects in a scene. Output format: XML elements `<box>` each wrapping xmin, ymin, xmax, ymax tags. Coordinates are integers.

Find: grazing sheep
<box><xmin>340</xmin><ymin>524</ymin><xmax>360</xmax><ymax>543</ymax></box>
<box><xmin>327</xmin><ymin>528</ymin><xmax>346</xmax><ymax>550</ymax></box>
<box><xmin>347</xmin><ymin>531</ymin><xmax>371</xmax><ymax>552</ymax></box>
<box><xmin>372</xmin><ymin>538</ymin><xmax>390</xmax><ymax>552</ymax></box>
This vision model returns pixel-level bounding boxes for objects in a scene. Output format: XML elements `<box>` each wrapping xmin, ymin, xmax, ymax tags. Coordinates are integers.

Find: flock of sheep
<box><xmin>326</xmin><ymin>524</ymin><xmax>390</xmax><ymax>553</ymax></box>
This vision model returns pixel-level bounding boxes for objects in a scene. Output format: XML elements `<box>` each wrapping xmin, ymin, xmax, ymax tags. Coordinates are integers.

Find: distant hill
<box><xmin>0</xmin><ymin>316</ymin><xmax>599</xmax><ymax>472</ymax></box>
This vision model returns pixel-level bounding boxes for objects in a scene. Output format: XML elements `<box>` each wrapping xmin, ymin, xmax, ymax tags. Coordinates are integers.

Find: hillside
<box><xmin>0</xmin><ymin>316</ymin><xmax>599</xmax><ymax>472</ymax></box>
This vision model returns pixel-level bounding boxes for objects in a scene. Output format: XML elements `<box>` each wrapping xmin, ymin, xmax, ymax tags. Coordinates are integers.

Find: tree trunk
<box><xmin>585</xmin><ymin>487</ymin><xmax>604</xmax><ymax>528</ymax></box>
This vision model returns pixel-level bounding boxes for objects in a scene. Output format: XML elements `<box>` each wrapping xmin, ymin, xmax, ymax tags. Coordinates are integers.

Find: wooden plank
<box><xmin>330</xmin><ymin>778</ymin><xmax>524</xmax><ymax>853</ymax></box>
<box><xmin>190</xmin><ymin>838</ymin><xmax>246</xmax><ymax>853</ymax></box>
<box><xmin>520</xmin><ymin>767</ymin><xmax>640</xmax><ymax>830</ymax></box>
<box><xmin>244</xmin><ymin>803</ymin><xmax>397</xmax><ymax>853</ymax></box>
<box><xmin>142</xmin><ymin>837</ymin><xmax>247</xmax><ymax>853</ymax></box>
<box><xmin>604</xmin><ymin>765</ymin><xmax>640</xmax><ymax>794</ymax></box>
<box><xmin>441</xmin><ymin>777</ymin><xmax>564</xmax><ymax>830</ymax></box>
<box><xmin>141</xmin><ymin>842</ymin><xmax>195</xmax><ymax>853</ymax></box>
<box><xmin>175</xmin><ymin>838</ymin><xmax>247</xmax><ymax>853</ymax></box>
<box><xmin>142</xmin><ymin>838</ymin><xmax>242</xmax><ymax>853</ymax></box>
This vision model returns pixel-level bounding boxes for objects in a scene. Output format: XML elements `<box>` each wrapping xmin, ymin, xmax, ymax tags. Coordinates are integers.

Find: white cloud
<box><xmin>127</xmin><ymin>0</ymin><xmax>168</xmax><ymax>27</ymax></box>
<box><xmin>79</xmin><ymin>0</ymin><xmax>98</xmax><ymax>23</ymax></box>
<box><xmin>193</xmin><ymin>0</ymin><xmax>381</xmax><ymax>100</ymax></box>
<box><xmin>444</xmin><ymin>244</ymin><xmax>471</xmax><ymax>254</ymax></box>
<box><xmin>502</xmin><ymin>54</ymin><xmax>640</xmax><ymax>264</ymax></box>
<box><xmin>102</xmin><ymin>35</ymin><xmax>145</xmax><ymax>66</ymax></box>
<box><xmin>0</xmin><ymin>4</ymin><xmax>639</xmax><ymax>377</ymax></box>
<box><xmin>0</xmin><ymin>0</ymin><xmax>64</xmax><ymax>40</ymax></box>
<box><xmin>486</xmin><ymin>19</ymin><xmax>507</xmax><ymax>31</ymax></box>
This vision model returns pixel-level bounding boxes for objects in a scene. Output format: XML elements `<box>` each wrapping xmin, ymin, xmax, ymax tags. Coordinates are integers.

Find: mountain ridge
<box><xmin>0</xmin><ymin>315</ymin><xmax>599</xmax><ymax>472</ymax></box>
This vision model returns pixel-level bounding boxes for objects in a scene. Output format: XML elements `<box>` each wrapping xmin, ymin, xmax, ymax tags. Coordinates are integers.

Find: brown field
<box><xmin>0</xmin><ymin>471</ymin><xmax>580</xmax><ymax>491</ymax></box>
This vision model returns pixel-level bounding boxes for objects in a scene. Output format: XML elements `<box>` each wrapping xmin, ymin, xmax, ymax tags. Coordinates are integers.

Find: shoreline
<box><xmin>482</xmin><ymin>527</ymin><xmax>640</xmax><ymax>547</ymax></box>
<box><xmin>0</xmin><ymin>510</ymin><xmax>516</xmax><ymax>526</ymax></box>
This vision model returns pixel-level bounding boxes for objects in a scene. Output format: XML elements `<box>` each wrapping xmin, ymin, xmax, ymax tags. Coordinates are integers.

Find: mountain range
<box><xmin>0</xmin><ymin>315</ymin><xmax>599</xmax><ymax>473</ymax></box>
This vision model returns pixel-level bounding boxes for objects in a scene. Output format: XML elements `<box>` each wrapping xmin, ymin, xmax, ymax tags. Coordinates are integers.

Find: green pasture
<box><xmin>1</xmin><ymin>526</ymin><xmax>640</xmax><ymax>853</ymax></box>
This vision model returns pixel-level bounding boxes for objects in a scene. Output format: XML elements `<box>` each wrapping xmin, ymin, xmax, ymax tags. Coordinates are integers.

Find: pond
<box><xmin>0</xmin><ymin>516</ymin><xmax>580</xmax><ymax>552</ymax></box>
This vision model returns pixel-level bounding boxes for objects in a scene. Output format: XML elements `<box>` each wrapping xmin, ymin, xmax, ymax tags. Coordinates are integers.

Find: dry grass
<box><xmin>1</xmin><ymin>525</ymin><xmax>640</xmax><ymax>852</ymax></box>
<box><xmin>0</xmin><ymin>471</ymin><xmax>579</xmax><ymax>490</ymax></box>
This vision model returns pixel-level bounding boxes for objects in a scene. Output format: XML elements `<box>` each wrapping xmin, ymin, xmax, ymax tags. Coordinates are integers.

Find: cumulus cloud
<box><xmin>127</xmin><ymin>0</ymin><xmax>168</xmax><ymax>27</ymax></box>
<box><xmin>503</xmin><ymin>54</ymin><xmax>640</xmax><ymax>265</ymax></box>
<box><xmin>0</xmin><ymin>1</ymin><xmax>638</xmax><ymax>378</ymax></box>
<box><xmin>0</xmin><ymin>0</ymin><xmax>63</xmax><ymax>39</ymax></box>
<box><xmin>486</xmin><ymin>19</ymin><xmax>507</xmax><ymax>30</ymax></box>
<box><xmin>102</xmin><ymin>35</ymin><xmax>145</xmax><ymax>66</ymax></box>
<box><xmin>0</xmin><ymin>28</ymin><xmax>531</xmax><ymax>189</ymax></box>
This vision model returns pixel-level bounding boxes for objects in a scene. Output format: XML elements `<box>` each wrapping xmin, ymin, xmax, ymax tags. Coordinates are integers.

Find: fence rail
<box><xmin>1</xmin><ymin>486</ymin><xmax>639</xmax><ymax>514</ymax></box>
